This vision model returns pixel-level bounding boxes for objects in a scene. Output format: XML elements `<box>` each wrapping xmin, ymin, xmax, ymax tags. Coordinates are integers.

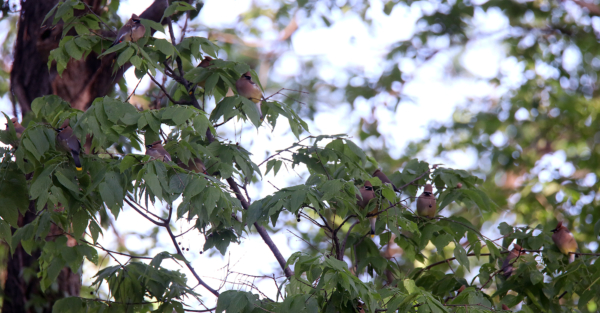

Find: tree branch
<box><xmin>226</xmin><ymin>177</ymin><xmax>294</xmax><ymax>278</ymax></box>
<box><xmin>165</xmin><ymin>205</ymin><xmax>220</xmax><ymax>297</ymax></box>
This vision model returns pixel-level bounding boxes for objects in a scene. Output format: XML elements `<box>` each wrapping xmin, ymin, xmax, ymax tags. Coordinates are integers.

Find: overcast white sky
<box><xmin>0</xmin><ymin>0</ymin><xmax>589</xmax><ymax>309</ymax></box>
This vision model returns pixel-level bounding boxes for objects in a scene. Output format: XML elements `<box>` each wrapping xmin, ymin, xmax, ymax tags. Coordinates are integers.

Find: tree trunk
<box><xmin>5</xmin><ymin>0</ymin><xmax>174</xmax><ymax>311</ymax></box>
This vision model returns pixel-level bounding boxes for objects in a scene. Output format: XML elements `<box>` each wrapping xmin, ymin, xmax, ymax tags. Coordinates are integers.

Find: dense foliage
<box><xmin>0</xmin><ymin>0</ymin><xmax>599</xmax><ymax>312</ymax></box>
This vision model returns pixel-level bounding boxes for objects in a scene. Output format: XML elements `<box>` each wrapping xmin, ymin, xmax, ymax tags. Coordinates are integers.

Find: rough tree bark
<box><xmin>5</xmin><ymin>0</ymin><xmax>178</xmax><ymax>311</ymax></box>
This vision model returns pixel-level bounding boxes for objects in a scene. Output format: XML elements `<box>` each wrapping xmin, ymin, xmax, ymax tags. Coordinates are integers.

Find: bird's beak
<box><xmin>550</xmin><ymin>228</ymin><xmax>558</xmax><ymax>233</ymax></box>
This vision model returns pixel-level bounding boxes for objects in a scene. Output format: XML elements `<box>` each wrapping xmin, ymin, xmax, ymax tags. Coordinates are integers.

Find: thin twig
<box><xmin>126</xmin><ymin>76</ymin><xmax>144</xmax><ymax>101</ymax></box>
<box><xmin>148</xmin><ymin>72</ymin><xmax>192</xmax><ymax>105</ymax></box>
<box><xmin>124</xmin><ymin>198</ymin><xmax>166</xmax><ymax>226</ymax></box>
<box><xmin>339</xmin><ymin>220</ymin><xmax>359</xmax><ymax>260</ymax></box>
<box><xmin>165</xmin><ymin>204</ymin><xmax>220</xmax><ymax>297</ymax></box>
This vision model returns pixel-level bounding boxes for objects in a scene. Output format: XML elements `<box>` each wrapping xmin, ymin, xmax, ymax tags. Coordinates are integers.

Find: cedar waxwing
<box><xmin>501</xmin><ymin>243</ymin><xmax>524</xmax><ymax>278</ymax></box>
<box><xmin>145</xmin><ymin>140</ymin><xmax>171</xmax><ymax>162</ymax></box>
<box><xmin>196</xmin><ymin>56</ymin><xmax>214</xmax><ymax>88</ymax></box>
<box><xmin>502</xmin><ymin>304</ymin><xmax>510</xmax><ymax>311</ymax></box>
<box><xmin>177</xmin><ymin>158</ymin><xmax>207</xmax><ymax>174</ymax></box>
<box><xmin>372</xmin><ymin>169</ymin><xmax>399</xmax><ymax>192</ymax></box>
<box><xmin>56</xmin><ymin>120</ymin><xmax>83</xmax><ymax>171</ymax></box>
<box><xmin>6</xmin><ymin>117</ymin><xmax>25</xmax><ymax>138</ymax></box>
<box><xmin>551</xmin><ymin>222</ymin><xmax>578</xmax><ymax>263</ymax></box>
<box><xmin>356</xmin><ymin>181</ymin><xmax>378</xmax><ymax>235</ymax></box>
<box><xmin>5</xmin><ymin>118</ymin><xmax>25</xmax><ymax>146</ymax></box>
<box><xmin>111</xmin><ymin>14</ymin><xmax>145</xmax><ymax>47</ymax></box>
<box><xmin>416</xmin><ymin>184</ymin><xmax>436</xmax><ymax>218</ymax></box>
<box><xmin>235</xmin><ymin>72</ymin><xmax>263</xmax><ymax>119</ymax></box>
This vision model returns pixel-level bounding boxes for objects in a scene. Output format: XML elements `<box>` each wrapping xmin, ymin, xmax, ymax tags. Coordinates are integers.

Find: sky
<box><xmin>0</xmin><ymin>0</ymin><xmax>588</xmax><ymax>310</ymax></box>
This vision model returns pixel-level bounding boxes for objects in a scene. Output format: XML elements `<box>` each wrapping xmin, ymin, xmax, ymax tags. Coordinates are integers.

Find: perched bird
<box><xmin>5</xmin><ymin>117</ymin><xmax>25</xmax><ymax>138</ymax></box>
<box><xmin>235</xmin><ymin>71</ymin><xmax>263</xmax><ymax>119</ymax></box>
<box><xmin>416</xmin><ymin>184</ymin><xmax>436</xmax><ymax>218</ymax></box>
<box><xmin>501</xmin><ymin>243</ymin><xmax>524</xmax><ymax>278</ymax></box>
<box><xmin>551</xmin><ymin>222</ymin><xmax>578</xmax><ymax>263</ymax></box>
<box><xmin>111</xmin><ymin>14</ymin><xmax>145</xmax><ymax>47</ymax></box>
<box><xmin>457</xmin><ymin>285</ymin><xmax>466</xmax><ymax>294</ymax></box>
<box><xmin>146</xmin><ymin>140</ymin><xmax>171</xmax><ymax>162</ymax></box>
<box><xmin>372</xmin><ymin>169</ymin><xmax>399</xmax><ymax>192</ymax></box>
<box><xmin>177</xmin><ymin>158</ymin><xmax>207</xmax><ymax>174</ymax></box>
<box><xmin>5</xmin><ymin>118</ymin><xmax>25</xmax><ymax>146</ymax></box>
<box><xmin>502</xmin><ymin>304</ymin><xmax>510</xmax><ymax>311</ymax></box>
<box><xmin>356</xmin><ymin>181</ymin><xmax>378</xmax><ymax>235</ymax></box>
<box><xmin>56</xmin><ymin>120</ymin><xmax>83</xmax><ymax>171</ymax></box>
<box><xmin>196</xmin><ymin>56</ymin><xmax>214</xmax><ymax>89</ymax></box>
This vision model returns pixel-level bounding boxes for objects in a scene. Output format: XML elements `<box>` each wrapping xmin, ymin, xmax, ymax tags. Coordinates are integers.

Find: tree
<box><xmin>0</xmin><ymin>0</ymin><xmax>598</xmax><ymax>313</ymax></box>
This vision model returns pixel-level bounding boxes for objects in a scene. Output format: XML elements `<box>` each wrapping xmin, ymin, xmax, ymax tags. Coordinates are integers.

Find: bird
<box><xmin>145</xmin><ymin>140</ymin><xmax>171</xmax><ymax>162</ymax></box>
<box><xmin>5</xmin><ymin>118</ymin><xmax>25</xmax><ymax>146</ymax></box>
<box><xmin>551</xmin><ymin>222</ymin><xmax>578</xmax><ymax>263</ymax></box>
<box><xmin>177</xmin><ymin>158</ymin><xmax>207</xmax><ymax>174</ymax></box>
<box><xmin>501</xmin><ymin>243</ymin><xmax>524</xmax><ymax>278</ymax></box>
<box><xmin>110</xmin><ymin>14</ymin><xmax>145</xmax><ymax>47</ymax></box>
<box><xmin>235</xmin><ymin>71</ymin><xmax>263</xmax><ymax>119</ymax></box>
<box><xmin>502</xmin><ymin>304</ymin><xmax>510</xmax><ymax>311</ymax></box>
<box><xmin>196</xmin><ymin>56</ymin><xmax>214</xmax><ymax>89</ymax></box>
<box><xmin>356</xmin><ymin>181</ymin><xmax>378</xmax><ymax>236</ymax></box>
<box><xmin>372</xmin><ymin>169</ymin><xmax>399</xmax><ymax>192</ymax></box>
<box><xmin>56</xmin><ymin>120</ymin><xmax>83</xmax><ymax>171</ymax></box>
<box><xmin>416</xmin><ymin>184</ymin><xmax>436</xmax><ymax>218</ymax></box>
<box><xmin>5</xmin><ymin>117</ymin><xmax>25</xmax><ymax>137</ymax></box>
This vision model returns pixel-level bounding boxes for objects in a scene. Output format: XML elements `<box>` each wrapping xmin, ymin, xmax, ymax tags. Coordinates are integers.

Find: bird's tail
<box><xmin>369</xmin><ymin>217</ymin><xmax>376</xmax><ymax>238</ymax></box>
<box><xmin>71</xmin><ymin>150</ymin><xmax>82</xmax><ymax>171</ymax></box>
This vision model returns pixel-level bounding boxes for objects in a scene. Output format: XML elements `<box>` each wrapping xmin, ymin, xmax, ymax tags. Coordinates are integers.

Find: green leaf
<box><xmin>140</xmin><ymin>18</ymin><xmax>164</xmax><ymax>33</ymax></box>
<box><xmin>54</xmin><ymin>170</ymin><xmax>80</xmax><ymax>194</ymax></box>
<box><xmin>241</xmin><ymin>98</ymin><xmax>261</xmax><ymax>128</ymax></box>
<box><xmin>210</xmin><ymin>96</ymin><xmax>241</xmax><ymax>122</ymax></box>
<box><xmin>42</xmin><ymin>2</ymin><xmax>59</xmax><ymax>26</ymax></box>
<box><xmin>0</xmin><ymin>166</ymin><xmax>30</xmax><ymax>227</ymax></box>
<box><xmin>154</xmin><ymin>38</ymin><xmax>174</xmax><ymax>56</ymax></box>
<box><xmin>117</xmin><ymin>47</ymin><xmax>135</xmax><ymax>66</ymax></box>
<box><xmin>130</xmin><ymin>55</ymin><xmax>142</xmax><ymax>69</ymax></box>
<box><xmin>74</xmin><ymin>23</ymin><xmax>90</xmax><ymax>36</ymax></box>
<box><xmin>65</xmin><ymin>39</ymin><xmax>83</xmax><ymax>60</ymax></box>
<box><xmin>529</xmin><ymin>270</ymin><xmax>543</xmax><ymax>285</ymax></box>
<box><xmin>183</xmin><ymin>177</ymin><xmax>207</xmax><ymax>198</ymax></box>
<box><xmin>144</xmin><ymin>172</ymin><xmax>163</xmax><ymax>200</ymax></box>
<box><xmin>98</xmin><ymin>41</ymin><xmax>126</xmax><ymax>57</ymax></box>
<box><xmin>454</xmin><ymin>242</ymin><xmax>470</xmax><ymax>271</ymax></box>
<box><xmin>52</xmin><ymin>296</ymin><xmax>83</xmax><ymax>313</ymax></box>
<box><xmin>72</xmin><ymin>209</ymin><xmax>89</xmax><ymax>239</ymax></box>
<box><xmin>0</xmin><ymin>220</ymin><xmax>12</xmax><ymax>250</ymax></box>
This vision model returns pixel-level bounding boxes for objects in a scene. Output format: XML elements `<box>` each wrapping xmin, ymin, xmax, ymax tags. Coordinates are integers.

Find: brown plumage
<box><xmin>111</xmin><ymin>14</ymin><xmax>146</xmax><ymax>47</ymax></box>
<box><xmin>177</xmin><ymin>158</ymin><xmax>206</xmax><ymax>174</ymax></box>
<box><xmin>6</xmin><ymin>117</ymin><xmax>25</xmax><ymax>137</ymax></box>
<box><xmin>56</xmin><ymin>120</ymin><xmax>83</xmax><ymax>171</ymax></box>
<box><xmin>551</xmin><ymin>222</ymin><xmax>578</xmax><ymax>263</ymax></box>
<box><xmin>146</xmin><ymin>140</ymin><xmax>171</xmax><ymax>162</ymax></box>
<box><xmin>235</xmin><ymin>71</ymin><xmax>263</xmax><ymax>119</ymax></box>
<box><xmin>416</xmin><ymin>184</ymin><xmax>436</xmax><ymax>218</ymax></box>
<box><xmin>196</xmin><ymin>56</ymin><xmax>214</xmax><ymax>88</ymax></box>
<box><xmin>457</xmin><ymin>285</ymin><xmax>466</xmax><ymax>294</ymax></box>
<box><xmin>356</xmin><ymin>181</ymin><xmax>378</xmax><ymax>235</ymax></box>
<box><xmin>502</xmin><ymin>304</ymin><xmax>510</xmax><ymax>311</ymax></box>
<box><xmin>501</xmin><ymin>244</ymin><xmax>524</xmax><ymax>278</ymax></box>
<box><xmin>372</xmin><ymin>169</ymin><xmax>399</xmax><ymax>192</ymax></box>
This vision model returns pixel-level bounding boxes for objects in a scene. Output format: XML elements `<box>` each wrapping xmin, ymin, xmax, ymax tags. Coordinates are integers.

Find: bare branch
<box><xmin>226</xmin><ymin>177</ymin><xmax>294</xmax><ymax>278</ymax></box>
